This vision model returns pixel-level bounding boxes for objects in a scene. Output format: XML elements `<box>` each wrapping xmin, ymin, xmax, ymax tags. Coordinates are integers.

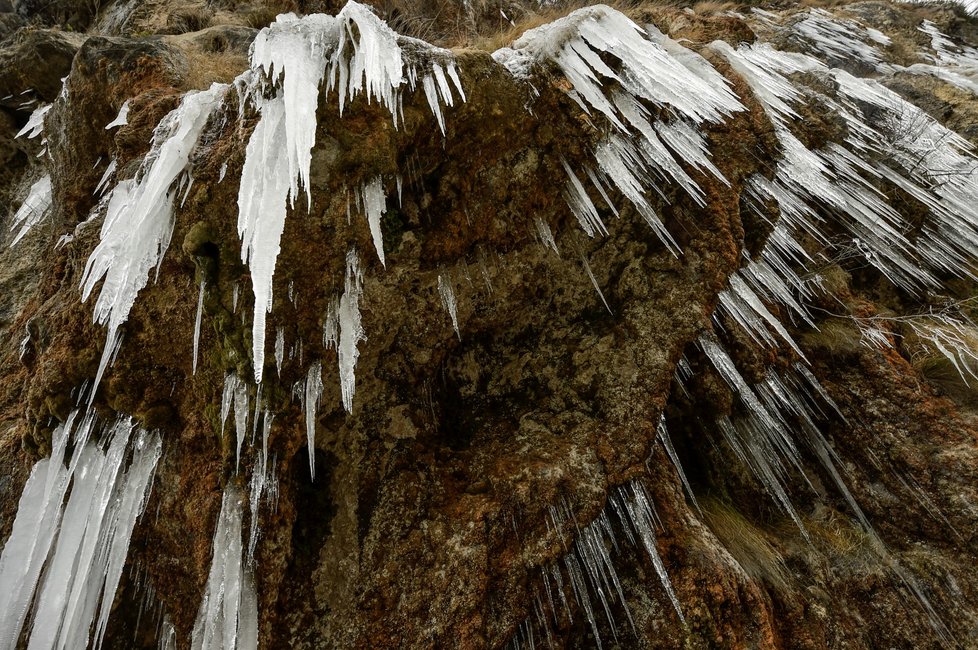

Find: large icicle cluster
<box><xmin>494</xmin><ymin>7</ymin><xmax>743</xmax><ymax>251</ymax></box>
<box><xmin>694</xmin><ymin>338</ymin><xmax>951</xmax><ymax>640</ymax></box>
<box><xmin>190</xmin><ymin>486</ymin><xmax>258</xmax><ymax>650</ymax></box>
<box><xmin>80</xmin><ymin>83</ymin><xmax>227</xmax><ymax>396</ymax></box>
<box><xmin>510</xmin><ymin>479</ymin><xmax>683</xmax><ymax>650</ymax></box>
<box><xmin>238</xmin><ymin>2</ymin><xmax>464</xmax><ymax>383</ymax></box>
<box><xmin>715</xmin><ymin>40</ymin><xmax>978</xmax><ymax>298</ymax></box>
<box><xmin>0</xmin><ymin>414</ymin><xmax>162</xmax><ymax>650</ymax></box>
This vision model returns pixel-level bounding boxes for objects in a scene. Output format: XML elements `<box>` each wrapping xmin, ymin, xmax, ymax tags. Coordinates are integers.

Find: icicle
<box><xmin>80</xmin><ymin>83</ymin><xmax>227</xmax><ymax>399</ymax></box>
<box><xmin>334</xmin><ymin>249</ymin><xmax>364</xmax><ymax>413</ymax></box>
<box><xmin>304</xmin><ymin>362</ymin><xmax>323</xmax><ymax>479</ymax></box>
<box><xmin>104</xmin><ymin>100</ymin><xmax>130</xmax><ymax>130</ymax></box>
<box><xmin>9</xmin><ymin>175</ymin><xmax>53</xmax><ymax>246</ymax></box>
<box><xmin>0</xmin><ymin>415</ymin><xmax>161</xmax><ymax>650</ymax></box>
<box><xmin>193</xmin><ymin>279</ymin><xmax>206</xmax><ymax>374</ymax></box>
<box><xmin>611</xmin><ymin>481</ymin><xmax>685</xmax><ymax>623</ymax></box>
<box><xmin>579</xmin><ymin>254</ymin><xmax>612</xmax><ymax>315</ymax></box>
<box><xmin>560</xmin><ymin>159</ymin><xmax>607</xmax><ymax>238</ymax></box>
<box><xmin>15</xmin><ymin>104</ymin><xmax>50</xmax><ymax>140</ymax></box>
<box><xmin>190</xmin><ymin>485</ymin><xmax>258</xmax><ymax>650</ymax></box>
<box><xmin>534</xmin><ymin>218</ymin><xmax>559</xmax><ymax>254</ymax></box>
<box><xmin>361</xmin><ymin>176</ymin><xmax>387</xmax><ymax>266</ymax></box>
<box><xmin>657</xmin><ymin>417</ymin><xmax>700</xmax><ymax>513</ymax></box>
<box><xmin>220</xmin><ymin>374</ymin><xmax>250</xmax><ymax>472</ymax></box>
<box><xmin>94</xmin><ymin>160</ymin><xmax>118</xmax><ymax>197</ymax></box>
<box><xmin>437</xmin><ymin>272</ymin><xmax>460</xmax><ymax>339</ymax></box>
<box><xmin>274</xmin><ymin>327</ymin><xmax>285</xmax><ymax>376</ymax></box>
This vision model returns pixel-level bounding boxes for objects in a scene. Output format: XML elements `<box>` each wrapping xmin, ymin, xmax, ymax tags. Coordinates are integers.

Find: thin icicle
<box><xmin>657</xmin><ymin>417</ymin><xmax>700</xmax><ymax>513</ymax></box>
<box><xmin>580</xmin><ymin>254</ymin><xmax>612</xmax><ymax>315</ymax></box>
<box><xmin>193</xmin><ymin>279</ymin><xmax>206</xmax><ymax>374</ymax></box>
<box><xmin>304</xmin><ymin>361</ymin><xmax>323</xmax><ymax>479</ymax></box>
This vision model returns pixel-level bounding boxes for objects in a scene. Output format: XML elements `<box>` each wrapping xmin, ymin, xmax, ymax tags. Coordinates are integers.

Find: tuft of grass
<box><xmin>180</xmin><ymin>48</ymin><xmax>250</xmax><ymax>90</ymax></box>
<box><xmin>702</xmin><ymin>497</ymin><xmax>794</xmax><ymax>594</ymax></box>
<box><xmin>800</xmin><ymin>318</ymin><xmax>865</xmax><ymax>356</ymax></box>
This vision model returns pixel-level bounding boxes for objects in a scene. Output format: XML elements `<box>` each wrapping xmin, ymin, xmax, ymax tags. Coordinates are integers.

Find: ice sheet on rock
<box><xmin>492</xmin><ymin>5</ymin><xmax>742</xmax><ymax>124</ymax></box>
<box><xmin>303</xmin><ymin>362</ymin><xmax>323</xmax><ymax>478</ymax></box>
<box><xmin>712</xmin><ymin>42</ymin><xmax>958</xmax><ymax>293</ymax></box>
<box><xmin>190</xmin><ymin>485</ymin><xmax>258</xmax><ymax>650</ymax></box>
<box><xmin>438</xmin><ymin>272</ymin><xmax>461</xmax><ymax>338</ymax></box>
<box><xmin>105</xmin><ymin>100</ymin><xmax>130</xmax><ymax>130</ymax></box>
<box><xmin>80</xmin><ymin>83</ymin><xmax>227</xmax><ymax>398</ymax></box>
<box><xmin>10</xmin><ymin>175</ymin><xmax>52</xmax><ymax>246</ymax></box>
<box><xmin>274</xmin><ymin>327</ymin><xmax>285</xmax><ymax>375</ymax></box>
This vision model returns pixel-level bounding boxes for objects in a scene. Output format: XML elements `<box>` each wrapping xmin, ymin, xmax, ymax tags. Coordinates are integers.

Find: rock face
<box><xmin>2</xmin><ymin>2</ymin><xmax>978</xmax><ymax>649</ymax></box>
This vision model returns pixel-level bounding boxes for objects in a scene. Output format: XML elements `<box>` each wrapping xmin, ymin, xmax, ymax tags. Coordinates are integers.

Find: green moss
<box><xmin>381</xmin><ymin>206</ymin><xmax>407</xmax><ymax>254</ymax></box>
<box><xmin>138</xmin><ymin>401</ymin><xmax>177</xmax><ymax>429</ymax></box>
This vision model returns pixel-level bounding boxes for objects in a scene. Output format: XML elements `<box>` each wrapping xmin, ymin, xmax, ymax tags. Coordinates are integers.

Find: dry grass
<box><xmin>800</xmin><ymin>318</ymin><xmax>864</xmax><ymax>355</ymax></box>
<box><xmin>702</xmin><ymin>497</ymin><xmax>794</xmax><ymax>594</ymax></box>
<box><xmin>179</xmin><ymin>48</ymin><xmax>250</xmax><ymax>90</ymax></box>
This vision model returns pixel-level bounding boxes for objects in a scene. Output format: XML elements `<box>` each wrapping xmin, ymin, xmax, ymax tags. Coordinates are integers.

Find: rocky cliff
<box><xmin>1</xmin><ymin>0</ymin><xmax>978</xmax><ymax>648</ymax></box>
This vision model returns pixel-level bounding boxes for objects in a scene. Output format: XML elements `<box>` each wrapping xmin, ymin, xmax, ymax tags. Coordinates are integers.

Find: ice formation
<box><xmin>221</xmin><ymin>373</ymin><xmax>250</xmax><ymax>471</ymax></box>
<box><xmin>303</xmin><ymin>361</ymin><xmax>324</xmax><ymax>478</ymax></box>
<box><xmin>238</xmin><ymin>3</ymin><xmax>464</xmax><ymax>383</ymax></box>
<box><xmin>0</xmin><ymin>414</ymin><xmax>161</xmax><ymax>650</ymax></box>
<box><xmin>104</xmin><ymin>100</ymin><xmax>130</xmax><ymax>130</ymax></box>
<box><xmin>80</xmin><ymin>83</ymin><xmax>227</xmax><ymax>397</ymax></box>
<box><xmin>437</xmin><ymin>272</ymin><xmax>460</xmax><ymax>338</ymax></box>
<box><xmin>361</xmin><ymin>176</ymin><xmax>387</xmax><ymax>266</ymax></box>
<box><xmin>10</xmin><ymin>175</ymin><xmax>53</xmax><ymax>246</ymax></box>
<box><xmin>518</xmin><ymin>480</ymin><xmax>683</xmax><ymax>648</ymax></box>
<box><xmin>16</xmin><ymin>104</ymin><xmax>50</xmax><ymax>140</ymax></box>
<box><xmin>190</xmin><ymin>486</ymin><xmax>259</xmax><ymax>650</ymax></box>
<box><xmin>495</xmin><ymin>6</ymin><xmax>742</xmax><ymax>251</ymax></box>
<box><xmin>766</xmin><ymin>8</ymin><xmax>892</xmax><ymax>70</ymax></box>
<box><xmin>714</xmin><ymin>40</ymin><xmax>978</xmax><ymax>296</ymax></box>
<box><xmin>193</xmin><ymin>279</ymin><xmax>206</xmax><ymax>374</ymax></box>
<box><xmin>322</xmin><ymin>249</ymin><xmax>365</xmax><ymax>413</ymax></box>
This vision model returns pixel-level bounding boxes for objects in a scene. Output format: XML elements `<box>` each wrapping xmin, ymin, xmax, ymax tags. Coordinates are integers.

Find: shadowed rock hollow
<box><xmin>2</xmin><ymin>1</ymin><xmax>978</xmax><ymax>649</ymax></box>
